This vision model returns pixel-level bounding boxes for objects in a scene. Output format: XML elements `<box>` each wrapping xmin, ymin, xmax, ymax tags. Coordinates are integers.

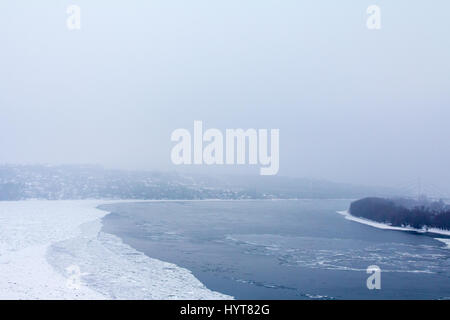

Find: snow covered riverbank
<box><xmin>0</xmin><ymin>200</ymin><xmax>231</xmax><ymax>300</ymax></box>
<box><xmin>337</xmin><ymin>210</ymin><xmax>450</xmax><ymax>248</ymax></box>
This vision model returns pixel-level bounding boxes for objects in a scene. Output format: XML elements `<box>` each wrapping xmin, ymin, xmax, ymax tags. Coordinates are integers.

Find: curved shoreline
<box><xmin>337</xmin><ymin>210</ymin><xmax>450</xmax><ymax>248</ymax></box>
<box><xmin>0</xmin><ymin>200</ymin><xmax>232</xmax><ymax>299</ymax></box>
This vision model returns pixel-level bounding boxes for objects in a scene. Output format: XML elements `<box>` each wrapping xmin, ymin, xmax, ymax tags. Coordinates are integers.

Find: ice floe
<box><xmin>0</xmin><ymin>200</ymin><xmax>231</xmax><ymax>300</ymax></box>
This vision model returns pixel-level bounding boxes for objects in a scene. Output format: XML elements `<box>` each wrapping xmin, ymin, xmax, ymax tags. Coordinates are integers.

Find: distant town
<box><xmin>0</xmin><ymin>164</ymin><xmax>395</xmax><ymax>201</ymax></box>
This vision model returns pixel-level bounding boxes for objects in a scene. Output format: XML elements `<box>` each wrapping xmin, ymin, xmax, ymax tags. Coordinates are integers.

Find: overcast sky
<box><xmin>1</xmin><ymin>1</ymin><xmax>449</xmax><ymax>194</ymax></box>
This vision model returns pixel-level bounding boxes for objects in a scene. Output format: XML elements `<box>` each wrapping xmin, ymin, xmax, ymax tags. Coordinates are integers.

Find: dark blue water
<box><xmin>100</xmin><ymin>200</ymin><xmax>450</xmax><ymax>300</ymax></box>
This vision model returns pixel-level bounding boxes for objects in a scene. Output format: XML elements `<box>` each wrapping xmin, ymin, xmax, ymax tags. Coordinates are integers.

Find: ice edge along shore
<box><xmin>337</xmin><ymin>210</ymin><xmax>450</xmax><ymax>249</ymax></box>
<box><xmin>0</xmin><ymin>200</ymin><xmax>232</xmax><ymax>300</ymax></box>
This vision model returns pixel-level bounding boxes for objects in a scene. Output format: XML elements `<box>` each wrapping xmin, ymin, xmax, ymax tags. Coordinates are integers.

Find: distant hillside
<box><xmin>350</xmin><ymin>197</ymin><xmax>450</xmax><ymax>231</ymax></box>
<box><xmin>0</xmin><ymin>164</ymin><xmax>397</xmax><ymax>201</ymax></box>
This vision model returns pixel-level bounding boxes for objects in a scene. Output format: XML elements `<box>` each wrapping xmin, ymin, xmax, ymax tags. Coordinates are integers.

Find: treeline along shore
<box><xmin>350</xmin><ymin>197</ymin><xmax>450</xmax><ymax>231</ymax></box>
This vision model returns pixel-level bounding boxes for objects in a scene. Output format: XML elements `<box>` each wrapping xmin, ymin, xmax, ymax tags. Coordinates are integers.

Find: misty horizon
<box><xmin>1</xmin><ymin>1</ymin><xmax>449</xmax><ymax>193</ymax></box>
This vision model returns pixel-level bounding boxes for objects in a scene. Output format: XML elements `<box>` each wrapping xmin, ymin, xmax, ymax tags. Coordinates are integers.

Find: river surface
<box><xmin>100</xmin><ymin>200</ymin><xmax>450</xmax><ymax>299</ymax></box>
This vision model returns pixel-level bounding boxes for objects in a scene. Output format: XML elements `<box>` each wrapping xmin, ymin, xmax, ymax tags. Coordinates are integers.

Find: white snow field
<box><xmin>0</xmin><ymin>200</ymin><xmax>231</xmax><ymax>300</ymax></box>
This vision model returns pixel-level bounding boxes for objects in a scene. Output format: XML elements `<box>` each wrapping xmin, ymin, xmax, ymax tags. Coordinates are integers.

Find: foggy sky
<box><xmin>1</xmin><ymin>1</ymin><xmax>449</xmax><ymax>194</ymax></box>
